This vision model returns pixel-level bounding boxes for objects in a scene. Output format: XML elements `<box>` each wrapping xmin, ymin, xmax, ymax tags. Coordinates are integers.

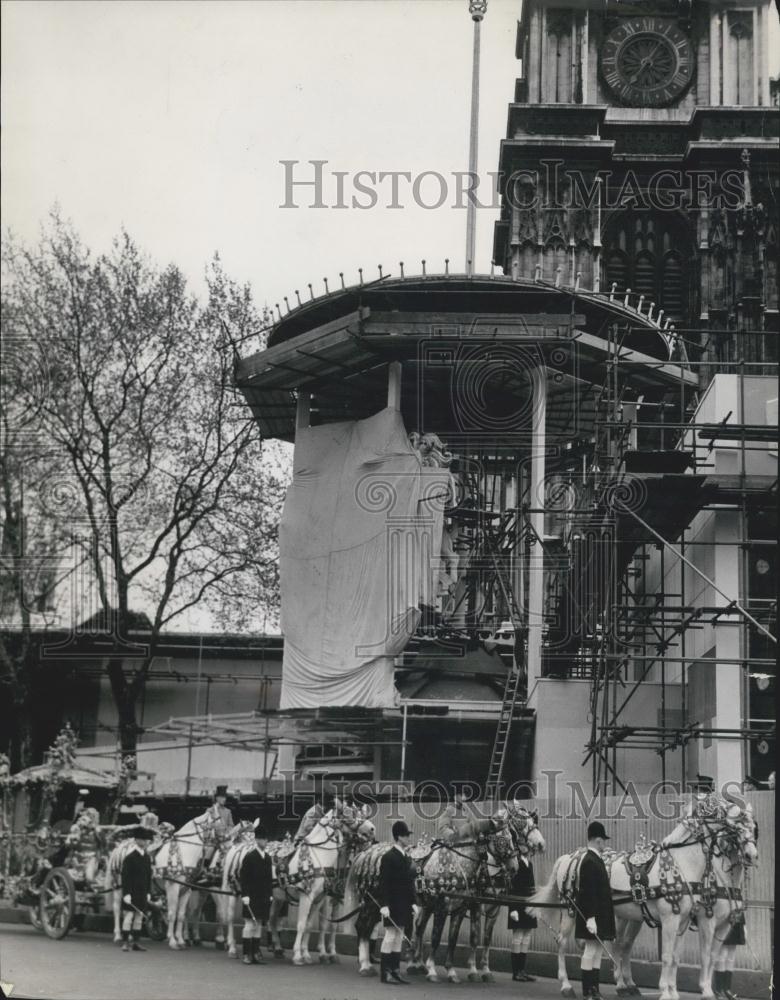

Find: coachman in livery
<box><xmin>120</xmin><ymin>826</ymin><xmax>154</xmax><ymax>953</ymax></box>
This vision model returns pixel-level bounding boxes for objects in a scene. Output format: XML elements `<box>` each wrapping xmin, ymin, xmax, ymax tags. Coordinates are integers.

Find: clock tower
<box><xmin>493</xmin><ymin>0</ymin><xmax>779</xmax><ymax>346</ymax></box>
<box><xmin>492</xmin><ymin>0</ymin><xmax>778</xmax><ymax>792</ymax></box>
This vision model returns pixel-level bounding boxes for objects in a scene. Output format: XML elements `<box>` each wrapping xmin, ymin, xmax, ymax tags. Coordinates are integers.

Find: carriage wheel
<box><xmin>40</xmin><ymin>868</ymin><xmax>76</xmax><ymax>940</ymax></box>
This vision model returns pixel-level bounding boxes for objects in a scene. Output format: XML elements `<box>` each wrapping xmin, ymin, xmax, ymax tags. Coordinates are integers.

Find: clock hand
<box><xmin>627</xmin><ymin>43</ymin><xmax>662</xmax><ymax>85</ymax></box>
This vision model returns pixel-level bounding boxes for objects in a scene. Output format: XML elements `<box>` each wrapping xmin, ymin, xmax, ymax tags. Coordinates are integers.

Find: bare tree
<box><xmin>1</xmin><ymin>214</ymin><xmax>286</xmax><ymax>759</ymax></box>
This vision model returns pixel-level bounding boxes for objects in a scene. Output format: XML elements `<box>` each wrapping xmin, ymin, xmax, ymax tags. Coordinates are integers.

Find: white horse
<box><xmin>310</xmin><ymin>804</ymin><xmax>375</xmax><ymax>964</ymax></box>
<box><xmin>105</xmin><ymin>823</ymin><xmax>174</xmax><ymax>944</ymax></box>
<box><xmin>267</xmin><ymin>800</ymin><xmax>375</xmax><ymax>966</ymax></box>
<box><xmin>528</xmin><ymin>794</ymin><xmax>758</xmax><ymax>1000</ymax></box>
<box><xmin>666</xmin><ymin>796</ymin><xmax>757</xmax><ymax>1000</ymax></box>
<box><xmin>153</xmin><ymin>812</ymin><xmax>221</xmax><ymax>950</ymax></box>
<box><xmin>184</xmin><ymin>821</ymin><xmax>256</xmax><ymax>949</ymax></box>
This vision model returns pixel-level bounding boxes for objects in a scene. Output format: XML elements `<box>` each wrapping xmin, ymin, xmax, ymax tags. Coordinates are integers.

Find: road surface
<box><xmin>0</xmin><ymin>924</ymin><xmax>715</xmax><ymax>1000</ymax></box>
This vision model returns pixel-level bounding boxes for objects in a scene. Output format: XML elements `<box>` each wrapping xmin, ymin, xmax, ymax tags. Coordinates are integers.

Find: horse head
<box><xmin>294</xmin><ymin>803</ymin><xmax>325</xmax><ymax>841</ymax></box>
<box><xmin>486</xmin><ymin>811</ymin><xmax>519</xmax><ymax>875</ymax></box>
<box><xmin>508</xmin><ymin>800</ymin><xmax>546</xmax><ymax>856</ymax></box>
<box><xmin>719</xmin><ymin>794</ymin><xmax>758</xmax><ymax>867</ymax></box>
<box><xmin>193</xmin><ymin>809</ymin><xmax>223</xmax><ymax>847</ymax></box>
<box><xmin>680</xmin><ymin>792</ymin><xmax>759</xmax><ymax>869</ymax></box>
<box><xmin>339</xmin><ymin>801</ymin><xmax>376</xmax><ymax>848</ymax></box>
<box><xmin>232</xmin><ymin>820</ymin><xmax>256</xmax><ymax>844</ymax></box>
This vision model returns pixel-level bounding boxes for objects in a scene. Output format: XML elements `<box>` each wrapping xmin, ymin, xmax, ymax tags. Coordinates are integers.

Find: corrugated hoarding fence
<box><xmin>363</xmin><ymin>790</ymin><xmax>773</xmax><ymax>972</ymax></box>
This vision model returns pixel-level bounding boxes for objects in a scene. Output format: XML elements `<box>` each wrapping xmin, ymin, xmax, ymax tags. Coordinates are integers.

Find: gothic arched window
<box><xmin>604</xmin><ymin>211</ymin><xmax>691</xmax><ymax>323</ymax></box>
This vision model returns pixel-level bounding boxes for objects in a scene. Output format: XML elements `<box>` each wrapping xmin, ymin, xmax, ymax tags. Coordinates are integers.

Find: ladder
<box><xmin>485</xmin><ymin>650</ymin><xmax>526</xmax><ymax>800</ymax></box>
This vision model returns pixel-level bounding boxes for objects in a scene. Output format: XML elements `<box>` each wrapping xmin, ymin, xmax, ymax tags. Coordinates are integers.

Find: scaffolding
<box><xmin>549</xmin><ymin>329</ymin><xmax>780</xmax><ymax>793</ymax></box>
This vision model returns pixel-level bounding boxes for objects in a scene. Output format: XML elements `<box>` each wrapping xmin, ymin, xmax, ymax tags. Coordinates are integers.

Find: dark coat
<box><xmin>377</xmin><ymin>845</ymin><xmax>416</xmax><ymax>928</ymax></box>
<box><xmin>121</xmin><ymin>848</ymin><xmax>152</xmax><ymax>912</ymax></box>
<box><xmin>507</xmin><ymin>856</ymin><xmax>537</xmax><ymax>930</ymax></box>
<box><xmin>239</xmin><ymin>848</ymin><xmax>273</xmax><ymax>922</ymax></box>
<box><xmin>575</xmin><ymin>849</ymin><xmax>616</xmax><ymax>941</ymax></box>
<box><xmin>723</xmin><ymin>912</ymin><xmax>746</xmax><ymax>946</ymax></box>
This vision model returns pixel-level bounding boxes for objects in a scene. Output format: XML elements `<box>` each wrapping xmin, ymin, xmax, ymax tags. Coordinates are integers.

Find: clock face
<box><xmin>600</xmin><ymin>17</ymin><xmax>694</xmax><ymax>107</ymax></box>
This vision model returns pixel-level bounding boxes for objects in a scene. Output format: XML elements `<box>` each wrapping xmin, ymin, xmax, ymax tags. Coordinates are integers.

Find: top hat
<box><xmin>254</xmin><ymin>824</ymin><xmax>268</xmax><ymax>840</ymax></box>
<box><xmin>392</xmin><ymin>820</ymin><xmax>411</xmax><ymax>840</ymax></box>
<box><xmin>129</xmin><ymin>825</ymin><xmax>155</xmax><ymax>841</ymax></box>
<box><xmin>214</xmin><ymin>785</ymin><xmax>228</xmax><ymax>799</ymax></box>
<box><xmin>587</xmin><ymin>821</ymin><xmax>610</xmax><ymax>840</ymax></box>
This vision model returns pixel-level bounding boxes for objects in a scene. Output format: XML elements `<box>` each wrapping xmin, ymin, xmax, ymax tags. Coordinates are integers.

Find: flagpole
<box><xmin>465</xmin><ymin>1</ymin><xmax>487</xmax><ymax>276</ymax></box>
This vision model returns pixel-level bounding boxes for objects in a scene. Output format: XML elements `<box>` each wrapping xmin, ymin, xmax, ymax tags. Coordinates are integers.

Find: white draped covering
<box><xmin>279</xmin><ymin>408</ymin><xmax>448</xmax><ymax>709</ymax></box>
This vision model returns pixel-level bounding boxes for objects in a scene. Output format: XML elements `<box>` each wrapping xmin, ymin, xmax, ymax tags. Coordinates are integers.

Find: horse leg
<box><xmin>615</xmin><ymin>917</ymin><xmax>643</xmax><ymax>995</ymax></box>
<box><xmin>268</xmin><ymin>893</ymin><xmax>286</xmax><ymax>957</ymax></box>
<box><xmin>292</xmin><ymin>892</ymin><xmax>313</xmax><ymax>965</ymax></box>
<box><xmin>186</xmin><ymin>890</ymin><xmax>203</xmax><ymax>946</ymax></box>
<box><xmin>425</xmin><ymin>902</ymin><xmax>446</xmax><ymax>982</ymax></box>
<box><xmin>697</xmin><ymin>915</ymin><xmax>719</xmax><ymax>1000</ymax></box>
<box><xmin>211</xmin><ymin>892</ymin><xmax>224</xmax><ymax>950</ymax></box>
<box><xmin>406</xmin><ymin>901</ymin><xmax>430</xmax><ymax>974</ymax></box>
<box><xmin>302</xmin><ymin>892</ymin><xmax>324</xmax><ymax>964</ymax></box>
<box><xmin>354</xmin><ymin>905</ymin><xmax>377</xmax><ymax>976</ymax></box>
<box><xmin>558</xmin><ymin>911</ymin><xmax>577</xmax><ymax>997</ymax></box>
<box><xmin>326</xmin><ymin>897</ymin><xmax>340</xmax><ymax>962</ymax></box>
<box><xmin>658</xmin><ymin>911</ymin><xmax>682</xmax><ymax>1000</ymax></box>
<box><xmin>177</xmin><ymin>888</ymin><xmax>191</xmax><ymax>949</ymax></box>
<box><xmin>165</xmin><ymin>885</ymin><xmax>179</xmax><ymax>949</ymax></box>
<box><xmin>112</xmin><ymin>889</ymin><xmax>122</xmax><ymax>943</ymax></box>
<box><xmin>317</xmin><ymin>897</ymin><xmax>331</xmax><ymax>963</ymax></box>
<box><xmin>462</xmin><ymin>904</ymin><xmax>481</xmax><ymax>982</ymax></box>
<box><xmin>222</xmin><ymin>896</ymin><xmax>235</xmax><ymax>957</ymax></box>
<box><xmin>479</xmin><ymin>903</ymin><xmax>499</xmax><ymax>982</ymax></box>
<box><xmin>443</xmin><ymin>906</ymin><xmax>467</xmax><ymax>983</ymax></box>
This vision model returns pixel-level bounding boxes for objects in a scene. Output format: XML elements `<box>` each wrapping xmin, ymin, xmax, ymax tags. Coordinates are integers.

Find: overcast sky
<box><xmin>3</xmin><ymin>1</ymin><xmax>779</xmax><ymax>309</ymax></box>
<box><xmin>1</xmin><ymin>0</ymin><xmax>525</xmax><ymax>305</ymax></box>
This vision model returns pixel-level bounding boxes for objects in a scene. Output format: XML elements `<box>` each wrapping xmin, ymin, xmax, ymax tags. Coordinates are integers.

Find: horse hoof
<box><xmin>292</xmin><ymin>957</ymin><xmax>305</xmax><ymax>966</ymax></box>
<box><xmin>328</xmin><ymin>955</ymin><xmax>339</xmax><ymax>964</ymax></box>
<box><xmin>630</xmin><ymin>989</ymin><xmax>643</xmax><ymax>997</ymax></box>
<box><xmin>359</xmin><ymin>966</ymin><xmax>377</xmax><ymax>977</ymax></box>
<box><xmin>274</xmin><ymin>949</ymin><xmax>285</xmax><ymax>959</ymax></box>
<box><xmin>426</xmin><ymin>973</ymin><xmax>440</xmax><ymax>983</ymax></box>
<box><xmin>467</xmin><ymin>972</ymin><xmax>481</xmax><ymax>982</ymax></box>
<box><xmin>319</xmin><ymin>955</ymin><xmax>329</xmax><ymax>964</ymax></box>
<box><xmin>562</xmin><ymin>987</ymin><xmax>577</xmax><ymax>998</ymax></box>
<box><xmin>448</xmin><ymin>972</ymin><xmax>461</xmax><ymax>984</ymax></box>
<box><xmin>482</xmin><ymin>972</ymin><xmax>495</xmax><ymax>983</ymax></box>
<box><xmin>303</xmin><ymin>955</ymin><xmax>314</xmax><ymax>965</ymax></box>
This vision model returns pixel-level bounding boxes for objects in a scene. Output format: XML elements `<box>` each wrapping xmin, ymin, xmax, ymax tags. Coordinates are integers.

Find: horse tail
<box><xmin>526</xmin><ymin>853</ymin><xmax>565</xmax><ymax>919</ymax></box>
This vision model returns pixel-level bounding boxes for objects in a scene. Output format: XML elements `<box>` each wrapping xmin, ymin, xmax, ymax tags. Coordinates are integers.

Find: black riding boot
<box><xmin>516</xmin><ymin>951</ymin><xmax>535</xmax><ymax>982</ymax></box>
<box><xmin>511</xmin><ymin>953</ymin><xmax>520</xmax><ymax>981</ymax></box>
<box><xmin>591</xmin><ymin>966</ymin><xmax>603</xmax><ymax>1000</ymax></box>
<box><xmin>389</xmin><ymin>952</ymin><xmax>409</xmax><ymax>985</ymax></box>
<box><xmin>723</xmin><ymin>970</ymin><xmax>739</xmax><ymax>1000</ymax></box>
<box><xmin>131</xmin><ymin>930</ymin><xmax>147</xmax><ymax>952</ymax></box>
<box><xmin>241</xmin><ymin>936</ymin><xmax>252</xmax><ymax>965</ymax></box>
<box><xmin>254</xmin><ymin>937</ymin><xmax>267</xmax><ymax>965</ymax></box>
<box><xmin>380</xmin><ymin>952</ymin><xmax>390</xmax><ymax>984</ymax></box>
<box><xmin>581</xmin><ymin>969</ymin><xmax>594</xmax><ymax>998</ymax></box>
<box><xmin>121</xmin><ymin>930</ymin><xmax>131</xmax><ymax>953</ymax></box>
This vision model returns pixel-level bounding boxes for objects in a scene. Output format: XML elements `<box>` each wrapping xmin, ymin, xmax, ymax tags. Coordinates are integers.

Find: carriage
<box><xmin>0</xmin><ymin>729</ymin><xmax>166</xmax><ymax>941</ymax></box>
